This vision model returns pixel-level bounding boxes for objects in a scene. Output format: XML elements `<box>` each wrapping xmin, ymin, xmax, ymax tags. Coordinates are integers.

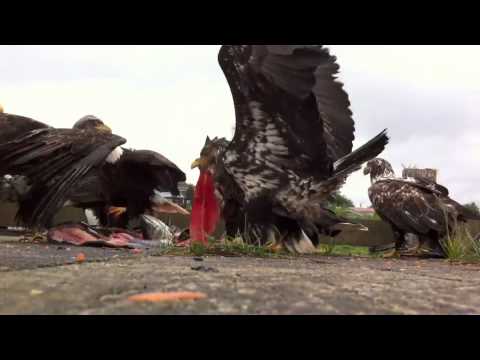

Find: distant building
<box><xmin>402</xmin><ymin>168</ymin><xmax>438</xmax><ymax>182</ymax></box>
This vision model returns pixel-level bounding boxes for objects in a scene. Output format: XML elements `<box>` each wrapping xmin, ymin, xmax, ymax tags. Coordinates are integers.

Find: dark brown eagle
<box><xmin>0</xmin><ymin>110</ymin><xmax>187</xmax><ymax>232</ymax></box>
<box><xmin>190</xmin><ymin>45</ymin><xmax>389</xmax><ymax>253</ymax></box>
<box><xmin>0</xmin><ymin>112</ymin><xmax>125</xmax><ymax>229</ymax></box>
<box><xmin>71</xmin><ymin>148</ymin><xmax>188</xmax><ymax>232</ymax></box>
<box><xmin>364</xmin><ymin>158</ymin><xmax>480</xmax><ymax>257</ymax></box>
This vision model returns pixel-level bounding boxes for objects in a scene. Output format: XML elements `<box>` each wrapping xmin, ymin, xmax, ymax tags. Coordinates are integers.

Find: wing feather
<box><xmin>370</xmin><ymin>180</ymin><xmax>449</xmax><ymax>235</ymax></box>
<box><xmin>0</xmin><ymin>128</ymin><xmax>126</xmax><ymax>228</ymax></box>
<box><xmin>218</xmin><ymin>45</ymin><xmax>385</xmax><ymax>226</ymax></box>
<box><xmin>251</xmin><ymin>45</ymin><xmax>355</xmax><ymax>160</ymax></box>
<box><xmin>117</xmin><ymin>149</ymin><xmax>186</xmax><ymax>195</ymax></box>
<box><xmin>0</xmin><ymin>113</ymin><xmax>50</xmax><ymax>143</ymax></box>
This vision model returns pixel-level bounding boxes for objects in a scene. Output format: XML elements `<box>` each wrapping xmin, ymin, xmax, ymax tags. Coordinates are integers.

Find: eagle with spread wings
<box><xmin>190</xmin><ymin>45</ymin><xmax>389</xmax><ymax>253</ymax></box>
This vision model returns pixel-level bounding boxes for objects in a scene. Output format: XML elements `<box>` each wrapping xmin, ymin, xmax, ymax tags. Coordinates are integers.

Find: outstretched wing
<box><xmin>220</xmin><ymin>45</ymin><xmax>354</xmax><ymax>161</ymax></box>
<box><xmin>0</xmin><ymin>113</ymin><xmax>50</xmax><ymax>143</ymax></box>
<box><xmin>0</xmin><ymin>128</ymin><xmax>126</xmax><ymax>228</ymax></box>
<box><xmin>218</xmin><ymin>45</ymin><xmax>355</xmax><ymax>202</ymax></box>
<box><xmin>251</xmin><ymin>45</ymin><xmax>355</xmax><ymax>161</ymax></box>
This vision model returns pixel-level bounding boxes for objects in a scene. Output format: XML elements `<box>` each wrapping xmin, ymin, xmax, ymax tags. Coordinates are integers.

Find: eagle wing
<box><xmin>251</xmin><ymin>45</ymin><xmax>355</xmax><ymax>161</ymax></box>
<box><xmin>220</xmin><ymin>45</ymin><xmax>354</xmax><ymax>162</ymax></box>
<box><xmin>218</xmin><ymin>45</ymin><xmax>354</xmax><ymax>203</ymax></box>
<box><xmin>119</xmin><ymin>150</ymin><xmax>186</xmax><ymax>195</ymax></box>
<box><xmin>410</xmin><ymin>176</ymin><xmax>450</xmax><ymax>196</ymax></box>
<box><xmin>369</xmin><ymin>179</ymin><xmax>449</xmax><ymax>234</ymax></box>
<box><xmin>0</xmin><ymin>113</ymin><xmax>50</xmax><ymax>143</ymax></box>
<box><xmin>0</xmin><ymin>128</ymin><xmax>126</xmax><ymax>228</ymax></box>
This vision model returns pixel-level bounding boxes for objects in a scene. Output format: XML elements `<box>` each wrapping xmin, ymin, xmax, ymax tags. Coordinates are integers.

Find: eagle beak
<box><xmin>96</xmin><ymin>123</ymin><xmax>112</xmax><ymax>134</ymax></box>
<box><xmin>0</xmin><ymin>104</ymin><xmax>4</xmax><ymax>113</ymax></box>
<box><xmin>363</xmin><ymin>167</ymin><xmax>370</xmax><ymax>176</ymax></box>
<box><xmin>191</xmin><ymin>158</ymin><xmax>202</xmax><ymax>170</ymax></box>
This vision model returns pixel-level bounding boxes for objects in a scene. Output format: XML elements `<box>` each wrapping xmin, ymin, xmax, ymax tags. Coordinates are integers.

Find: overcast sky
<box><xmin>1</xmin><ymin>45</ymin><xmax>479</xmax><ymax>207</ymax></box>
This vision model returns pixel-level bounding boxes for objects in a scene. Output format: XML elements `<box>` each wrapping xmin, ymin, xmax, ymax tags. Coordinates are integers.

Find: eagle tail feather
<box><xmin>283</xmin><ymin>229</ymin><xmax>317</xmax><ymax>254</ymax></box>
<box><xmin>333</xmin><ymin>129</ymin><xmax>389</xmax><ymax>174</ymax></box>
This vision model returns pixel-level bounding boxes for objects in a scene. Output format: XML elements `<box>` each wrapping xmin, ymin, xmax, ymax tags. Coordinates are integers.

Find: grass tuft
<box><xmin>317</xmin><ymin>244</ymin><xmax>370</xmax><ymax>257</ymax></box>
<box><xmin>440</xmin><ymin>224</ymin><xmax>480</xmax><ymax>262</ymax></box>
<box><xmin>153</xmin><ymin>236</ymin><xmax>286</xmax><ymax>258</ymax></box>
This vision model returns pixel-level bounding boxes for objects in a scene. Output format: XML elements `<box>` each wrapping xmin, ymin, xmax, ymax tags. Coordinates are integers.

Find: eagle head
<box><xmin>364</xmin><ymin>158</ymin><xmax>395</xmax><ymax>180</ymax></box>
<box><xmin>191</xmin><ymin>136</ymin><xmax>229</xmax><ymax>174</ymax></box>
<box><xmin>73</xmin><ymin>115</ymin><xmax>112</xmax><ymax>134</ymax></box>
<box><xmin>189</xmin><ymin>136</ymin><xmax>226</xmax><ymax>245</ymax></box>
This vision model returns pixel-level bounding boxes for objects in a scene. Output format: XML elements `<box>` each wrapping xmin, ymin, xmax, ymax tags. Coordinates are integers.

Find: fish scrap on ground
<box><xmin>42</xmin><ymin>219</ymin><xmax>189</xmax><ymax>250</ymax></box>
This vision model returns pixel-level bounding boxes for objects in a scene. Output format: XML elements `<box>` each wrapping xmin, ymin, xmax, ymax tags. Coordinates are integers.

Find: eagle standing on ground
<box><xmin>190</xmin><ymin>45</ymin><xmax>389</xmax><ymax>253</ymax></box>
<box><xmin>0</xmin><ymin>108</ymin><xmax>187</xmax><ymax>233</ymax></box>
<box><xmin>364</xmin><ymin>158</ymin><xmax>480</xmax><ymax>257</ymax></box>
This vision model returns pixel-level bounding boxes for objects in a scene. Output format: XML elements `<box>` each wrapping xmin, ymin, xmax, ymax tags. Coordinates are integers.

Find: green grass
<box><xmin>317</xmin><ymin>244</ymin><xmax>370</xmax><ymax>257</ymax></box>
<box><xmin>440</xmin><ymin>224</ymin><xmax>480</xmax><ymax>263</ymax></box>
<box><xmin>152</xmin><ymin>236</ymin><xmax>372</xmax><ymax>259</ymax></box>
<box><xmin>153</xmin><ymin>237</ymin><xmax>285</xmax><ymax>259</ymax></box>
<box><xmin>441</xmin><ymin>234</ymin><xmax>467</xmax><ymax>261</ymax></box>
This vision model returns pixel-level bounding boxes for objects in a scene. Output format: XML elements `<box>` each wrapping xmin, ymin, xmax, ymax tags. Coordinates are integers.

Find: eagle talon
<box><xmin>108</xmin><ymin>207</ymin><xmax>127</xmax><ymax>218</ymax></box>
<box><xmin>21</xmin><ymin>232</ymin><xmax>47</xmax><ymax>243</ymax></box>
<box><xmin>265</xmin><ymin>241</ymin><xmax>284</xmax><ymax>253</ymax></box>
<box><xmin>381</xmin><ymin>248</ymin><xmax>399</xmax><ymax>258</ymax></box>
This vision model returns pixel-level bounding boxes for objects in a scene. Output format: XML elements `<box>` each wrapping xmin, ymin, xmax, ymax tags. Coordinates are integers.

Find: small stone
<box><xmin>30</xmin><ymin>289</ymin><xmax>44</xmax><ymax>296</ymax></box>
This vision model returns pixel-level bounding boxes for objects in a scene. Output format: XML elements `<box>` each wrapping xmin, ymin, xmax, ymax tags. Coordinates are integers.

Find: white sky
<box><xmin>1</xmin><ymin>45</ymin><xmax>479</xmax><ymax>207</ymax></box>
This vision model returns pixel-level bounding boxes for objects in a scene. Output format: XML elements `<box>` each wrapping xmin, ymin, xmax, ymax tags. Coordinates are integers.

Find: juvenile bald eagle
<box><xmin>190</xmin><ymin>45</ymin><xmax>389</xmax><ymax>253</ymax></box>
<box><xmin>191</xmin><ymin>136</ymin><xmax>247</xmax><ymax>239</ymax></box>
<box><xmin>364</xmin><ymin>158</ymin><xmax>480</xmax><ymax>257</ymax></box>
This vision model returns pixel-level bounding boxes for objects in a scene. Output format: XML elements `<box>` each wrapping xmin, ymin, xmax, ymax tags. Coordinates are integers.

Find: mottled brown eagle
<box><xmin>190</xmin><ymin>45</ymin><xmax>389</xmax><ymax>253</ymax></box>
<box><xmin>364</xmin><ymin>158</ymin><xmax>480</xmax><ymax>257</ymax></box>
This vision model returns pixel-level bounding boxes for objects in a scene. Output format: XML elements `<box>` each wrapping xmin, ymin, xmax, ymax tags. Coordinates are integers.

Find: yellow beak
<box><xmin>0</xmin><ymin>104</ymin><xmax>4</xmax><ymax>113</ymax></box>
<box><xmin>191</xmin><ymin>158</ymin><xmax>202</xmax><ymax>170</ymax></box>
<box><xmin>96</xmin><ymin>124</ymin><xmax>112</xmax><ymax>134</ymax></box>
